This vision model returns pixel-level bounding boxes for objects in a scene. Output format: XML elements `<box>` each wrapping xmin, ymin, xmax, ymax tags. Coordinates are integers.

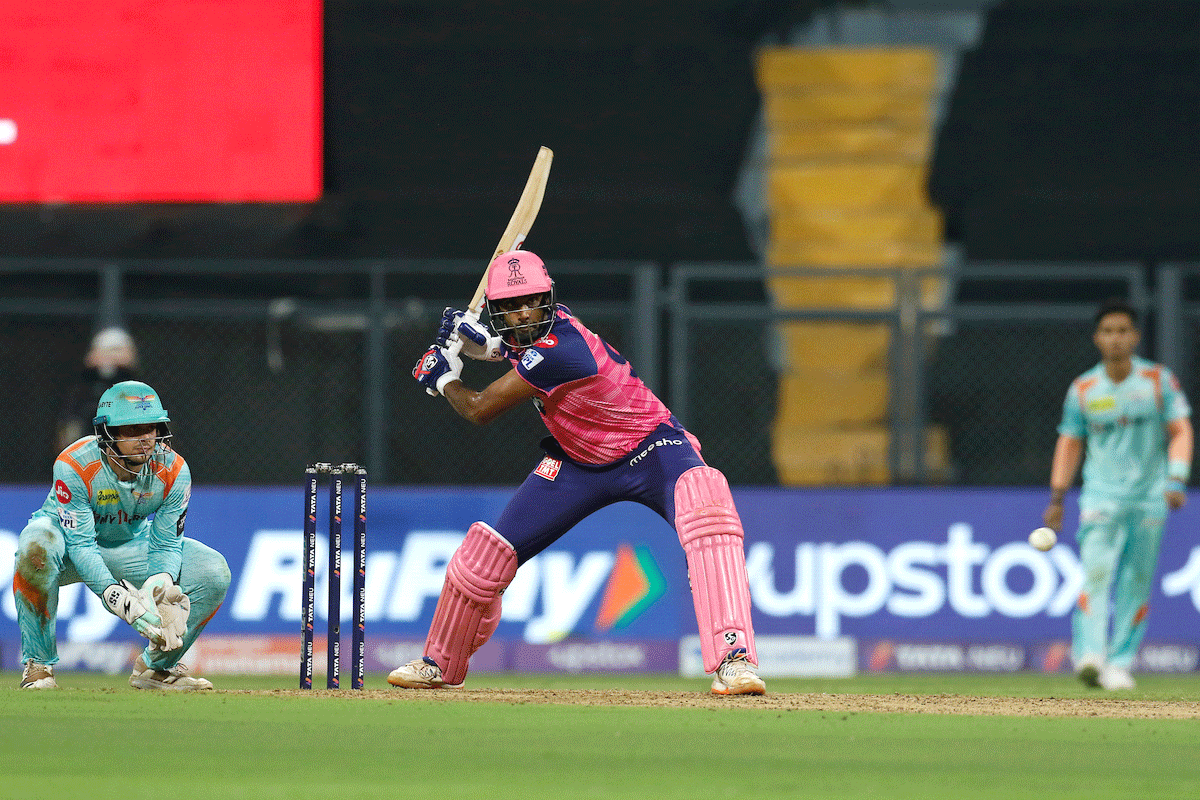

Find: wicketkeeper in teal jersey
<box><xmin>1043</xmin><ymin>299</ymin><xmax>1194</xmax><ymax>691</ymax></box>
<box><xmin>13</xmin><ymin>380</ymin><xmax>230</xmax><ymax>690</ymax></box>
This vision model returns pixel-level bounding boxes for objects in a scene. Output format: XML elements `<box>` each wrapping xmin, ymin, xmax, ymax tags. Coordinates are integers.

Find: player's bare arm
<box><xmin>1044</xmin><ymin>434</ymin><xmax>1083</xmax><ymax>530</ymax></box>
<box><xmin>1165</xmin><ymin>417</ymin><xmax>1193</xmax><ymax>510</ymax></box>
<box><xmin>442</xmin><ymin>368</ymin><xmax>538</xmax><ymax>426</ymax></box>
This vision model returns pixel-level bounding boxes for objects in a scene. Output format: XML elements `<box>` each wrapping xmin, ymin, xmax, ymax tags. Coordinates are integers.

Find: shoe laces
<box><xmin>23</xmin><ymin>660</ymin><xmax>52</xmax><ymax>677</ymax></box>
<box><xmin>413</xmin><ymin>657</ymin><xmax>442</xmax><ymax>678</ymax></box>
<box><xmin>719</xmin><ymin>649</ymin><xmax>756</xmax><ymax>677</ymax></box>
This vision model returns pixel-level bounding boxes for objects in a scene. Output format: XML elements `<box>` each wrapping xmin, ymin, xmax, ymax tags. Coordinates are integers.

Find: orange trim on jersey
<box><xmin>151</xmin><ymin>455</ymin><xmax>186</xmax><ymax>499</ymax></box>
<box><xmin>1139</xmin><ymin>366</ymin><xmax>1164</xmax><ymax>412</ymax></box>
<box><xmin>1077</xmin><ymin>593</ymin><xmax>1090</xmax><ymax>613</ymax></box>
<box><xmin>1133</xmin><ymin>604</ymin><xmax>1149</xmax><ymax>626</ymax></box>
<box><xmin>58</xmin><ymin>444</ymin><xmax>105</xmax><ymax>501</ymax></box>
<box><xmin>1075</xmin><ymin>376</ymin><xmax>1099</xmax><ymax>410</ymax></box>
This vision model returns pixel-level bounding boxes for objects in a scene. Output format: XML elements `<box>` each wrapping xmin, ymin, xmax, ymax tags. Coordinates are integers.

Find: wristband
<box><xmin>1168</xmin><ymin>460</ymin><xmax>1191</xmax><ymax>483</ymax></box>
<box><xmin>435</xmin><ymin>371</ymin><xmax>459</xmax><ymax>395</ymax></box>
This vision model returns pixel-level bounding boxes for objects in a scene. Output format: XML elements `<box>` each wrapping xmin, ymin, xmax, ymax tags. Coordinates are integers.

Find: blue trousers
<box><xmin>496</xmin><ymin>420</ymin><xmax>706</xmax><ymax>564</ymax></box>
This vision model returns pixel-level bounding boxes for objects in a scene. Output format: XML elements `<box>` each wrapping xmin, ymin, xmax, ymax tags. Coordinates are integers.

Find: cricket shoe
<box><xmin>387</xmin><ymin>657</ymin><xmax>461</xmax><ymax>689</ymax></box>
<box><xmin>129</xmin><ymin>655</ymin><xmax>214</xmax><ymax>691</ymax></box>
<box><xmin>1099</xmin><ymin>666</ymin><xmax>1136</xmax><ymax>691</ymax></box>
<box><xmin>20</xmin><ymin>660</ymin><xmax>58</xmax><ymax>689</ymax></box>
<box><xmin>711</xmin><ymin>648</ymin><xmax>766</xmax><ymax>696</ymax></box>
<box><xmin>1075</xmin><ymin>655</ymin><xmax>1103</xmax><ymax>688</ymax></box>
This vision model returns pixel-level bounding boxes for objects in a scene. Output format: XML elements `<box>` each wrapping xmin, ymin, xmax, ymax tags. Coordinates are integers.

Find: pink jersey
<box><xmin>507</xmin><ymin>306</ymin><xmax>671</xmax><ymax>464</ymax></box>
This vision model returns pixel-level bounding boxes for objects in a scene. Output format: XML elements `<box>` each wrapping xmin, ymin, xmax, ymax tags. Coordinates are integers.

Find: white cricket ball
<box><xmin>1028</xmin><ymin>526</ymin><xmax>1057</xmax><ymax>551</ymax></box>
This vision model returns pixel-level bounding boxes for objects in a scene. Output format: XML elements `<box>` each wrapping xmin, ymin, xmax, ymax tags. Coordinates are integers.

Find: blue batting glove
<box><xmin>436</xmin><ymin>308</ymin><xmax>462</xmax><ymax>349</ymax></box>
<box><xmin>413</xmin><ymin>344</ymin><xmax>463</xmax><ymax>396</ymax></box>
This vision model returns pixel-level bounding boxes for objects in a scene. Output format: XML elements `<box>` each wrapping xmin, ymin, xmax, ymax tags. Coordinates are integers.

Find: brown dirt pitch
<box><xmin>260</xmin><ymin>688</ymin><xmax>1200</xmax><ymax>719</ymax></box>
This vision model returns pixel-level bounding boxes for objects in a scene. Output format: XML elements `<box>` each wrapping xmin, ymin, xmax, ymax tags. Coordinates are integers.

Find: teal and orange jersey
<box><xmin>29</xmin><ymin>436</ymin><xmax>191</xmax><ymax>595</ymax></box>
<box><xmin>1058</xmin><ymin>356</ymin><xmax>1191</xmax><ymax>504</ymax></box>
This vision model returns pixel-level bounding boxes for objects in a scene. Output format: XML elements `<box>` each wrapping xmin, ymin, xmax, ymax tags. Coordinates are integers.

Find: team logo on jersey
<box><xmin>96</xmin><ymin>489</ymin><xmax>119</xmax><ymax>505</ymax></box>
<box><xmin>534</xmin><ymin>334</ymin><xmax>558</xmax><ymax>349</ymax></box>
<box><xmin>54</xmin><ymin>479</ymin><xmax>71</xmax><ymax>504</ymax></box>
<box><xmin>535</xmin><ymin>455</ymin><xmax>561</xmax><ymax>481</ymax></box>
<box><xmin>521</xmin><ymin>349</ymin><xmax>544</xmax><ymax>370</ymax></box>
<box><xmin>1087</xmin><ymin>396</ymin><xmax>1116</xmax><ymax>412</ymax></box>
<box><xmin>133</xmin><ymin>490</ymin><xmax>154</xmax><ymax>505</ymax></box>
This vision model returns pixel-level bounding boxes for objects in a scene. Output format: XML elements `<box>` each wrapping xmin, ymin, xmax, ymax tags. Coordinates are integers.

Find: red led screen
<box><xmin>0</xmin><ymin>1</ymin><xmax>322</xmax><ymax>202</ymax></box>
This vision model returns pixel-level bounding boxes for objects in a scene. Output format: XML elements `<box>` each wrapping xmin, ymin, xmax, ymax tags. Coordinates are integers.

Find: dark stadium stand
<box><xmin>0</xmin><ymin>1</ymin><xmax>818</xmax><ymax>263</ymax></box>
<box><xmin>928</xmin><ymin>0</ymin><xmax>1200</xmax><ymax>261</ymax></box>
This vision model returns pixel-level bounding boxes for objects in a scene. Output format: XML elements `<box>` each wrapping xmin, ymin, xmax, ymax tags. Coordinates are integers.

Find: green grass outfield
<box><xmin>2</xmin><ymin>670</ymin><xmax>1199</xmax><ymax>799</ymax></box>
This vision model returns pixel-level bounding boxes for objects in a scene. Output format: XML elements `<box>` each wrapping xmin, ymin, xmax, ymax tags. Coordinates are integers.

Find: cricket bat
<box><xmin>467</xmin><ymin>145</ymin><xmax>554</xmax><ymax>317</ymax></box>
<box><xmin>427</xmin><ymin>146</ymin><xmax>553</xmax><ymax>395</ymax></box>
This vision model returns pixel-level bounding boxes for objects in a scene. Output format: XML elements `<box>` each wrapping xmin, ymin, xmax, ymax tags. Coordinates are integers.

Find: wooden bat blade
<box><xmin>467</xmin><ymin>146</ymin><xmax>553</xmax><ymax>315</ymax></box>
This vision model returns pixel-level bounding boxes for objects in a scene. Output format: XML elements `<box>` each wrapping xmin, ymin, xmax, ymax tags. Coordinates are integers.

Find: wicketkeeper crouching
<box><xmin>14</xmin><ymin>380</ymin><xmax>230</xmax><ymax>690</ymax></box>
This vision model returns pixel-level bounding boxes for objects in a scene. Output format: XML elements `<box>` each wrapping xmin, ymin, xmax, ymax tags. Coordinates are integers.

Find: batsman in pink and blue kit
<box><xmin>396</xmin><ymin>249</ymin><xmax>764</xmax><ymax>695</ymax></box>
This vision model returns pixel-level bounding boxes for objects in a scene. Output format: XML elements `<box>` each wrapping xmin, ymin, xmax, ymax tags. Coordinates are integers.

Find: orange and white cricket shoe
<box><xmin>387</xmin><ymin>657</ymin><xmax>462</xmax><ymax>689</ymax></box>
<box><xmin>710</xmin><ymin>648</ymin><xmax>766</xmax><ymax>696</ymax></box>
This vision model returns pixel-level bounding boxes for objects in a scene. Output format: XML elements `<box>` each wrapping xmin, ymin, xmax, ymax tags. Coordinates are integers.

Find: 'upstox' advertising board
<box><xmin>2</xmin><ymin>486</ymin><xmax>1199</xmax><ymax>659</ymax></box>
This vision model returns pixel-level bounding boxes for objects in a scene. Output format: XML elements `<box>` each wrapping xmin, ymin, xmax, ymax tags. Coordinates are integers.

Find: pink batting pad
<box><xmin>674</xmin><ymin>466</ymin><xmax>757</xmax><ymax>673</ymax></box>
<box><xmin>425</xmin><ymin>521</ymin><xmax>518</xmax><ymax>686</ymax></box>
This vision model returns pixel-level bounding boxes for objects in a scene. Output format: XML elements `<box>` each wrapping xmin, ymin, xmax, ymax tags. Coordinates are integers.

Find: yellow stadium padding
<box><xmin>768</xmin><ymin>162</ymin><xmax>930</xmax><ymax>211</ymax></box>
<box><xmin>775</xmin><ymin>372</ymin><xmax>889</xmax><ymax>427</ymax></box>
<box><xmin>764</xmin><ymin>91</ymin><xmax>931</xmax><ymax>126</ymax></box>
<box><xmin>771</xmin><ymin>206</ymin><xmax>942</xmax><ymax>245</ymax></box>
<box><xmin>766</xmin><ymin>274</ymin><xmax>945</xmax><ymax>310</ymax></box>
<box><xmin>768</xmin><ymin>238</ymin><xmax>941</xmax><ymax>267</ymax></box>
<box><xmin>769</xmin><ymin>123</ymin><xmax>932</xmax><ymax>161</ymax></box>
<box><xmin>771</xmin><ymin>424</ymin><xmax>891</xmax><ymax>485</ymax></box>
<box><xmin>770</xmin><ymin>424</ymin><xmax>950</xmax><ymax>486</ymax></box>
<box><xmin>756</xmin><ymin>47</ymin><xmax>938</xmax><ymax>93</ymax></box>
<box><xmin>776</xmin><ymin>321</ymin><xmax>890</xmax><ymax>373</ymax></box>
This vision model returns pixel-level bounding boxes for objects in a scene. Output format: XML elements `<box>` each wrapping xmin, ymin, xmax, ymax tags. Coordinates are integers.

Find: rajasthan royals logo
<box><xmin>506</xmin><ymin>258</ymin><xmax>527</xmax><ymax>288</ymax></box>
<box><xmin>124</xmin><ymin>393</ymin><xmax>156</xmax><ymax>411</ymax></box>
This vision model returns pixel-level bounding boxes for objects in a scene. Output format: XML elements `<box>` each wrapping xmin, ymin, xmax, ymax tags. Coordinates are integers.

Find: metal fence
<box><xmin>2</xmin><ymin>258</ymin><xmax>1195</xmax><ymax>487</ymax></box>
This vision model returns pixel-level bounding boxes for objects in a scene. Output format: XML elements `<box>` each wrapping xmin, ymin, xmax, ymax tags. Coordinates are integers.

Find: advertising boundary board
<box><xmin>2</xmin><ymin>485</ymin><xmax>1198</xmax><ymax>674</ymax></box>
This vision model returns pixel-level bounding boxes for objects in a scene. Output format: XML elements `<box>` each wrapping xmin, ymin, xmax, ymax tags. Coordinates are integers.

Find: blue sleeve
<box><xmin>147</xmin><ymin>462</ymin><xmax>190</xmax><ymax>579</ymax></box>
<box><xmin>1161</xmin><ymin>367</ymin><xmax>1192</xmax><ymax>422</ymax></box>
<box><xmin>53</xmin><ymin>462</ymin><xmax>118</xmax><ymax>596</ymax></box>
<box><xmin>1058</xmin><ymin>383</ymin><xmax>1087</xmax><ymax>438</ymax></box>
<box><xmin>513</xmin><ymin>320</ymin><xmax>597</xmax><ymax>393</ymax></box>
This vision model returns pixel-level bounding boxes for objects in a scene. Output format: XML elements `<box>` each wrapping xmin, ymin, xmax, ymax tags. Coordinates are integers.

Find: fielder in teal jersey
<box><xmin>1043</xmin><ymin>299</ymin><xmax>1194</xmax><ymax>691</ymax></box>
<box><xmin>13</xmin><ymin>380</ymin><xmax>230</xmax><ymax>690</ymax></box>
